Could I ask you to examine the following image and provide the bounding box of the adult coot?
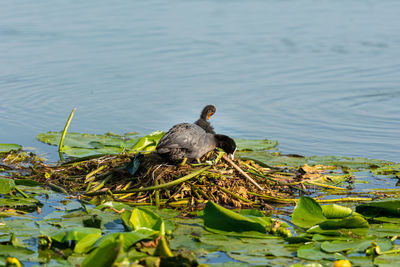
[156,123,236,163]
[194,105,216,134]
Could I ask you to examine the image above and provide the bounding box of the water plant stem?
[58,107,76,161]
[14,186,29,198]
[88,174,112,193]
[85,165,107,183]
[48,182,69,195]
[305,181,346,190]
[315,197,373,203]
[84,166,211,196]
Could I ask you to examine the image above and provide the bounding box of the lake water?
[1,0,399,162]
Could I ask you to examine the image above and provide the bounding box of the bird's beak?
[207,112,214,120]
[228,153,234,160]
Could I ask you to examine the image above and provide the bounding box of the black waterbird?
[156,123,236,164]
[194,105,216,134]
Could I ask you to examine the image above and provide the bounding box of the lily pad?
[93,229,157,251]
[297,243,343,261]
[321,204,353,219]
[292,197,326,228]
[320,238,393,253]
[374,254,400,267]
[37,131,165,158]
[234,139,278,151]
[203,201,267,236]
[0,144,22,153]
[81,234,123,267]
[319,214,369,230]
[356,200,400,218]
[121,207,164,233]
[50,227,102,244]
[0,177,16,194]
[37,131,127,149]
[128,131,165,152]
[0,197,40,211]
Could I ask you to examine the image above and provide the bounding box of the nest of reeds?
[24,149,340,210]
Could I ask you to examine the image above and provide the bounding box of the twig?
[222,154,264,191]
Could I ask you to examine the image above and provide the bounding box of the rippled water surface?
[1,0,399,161]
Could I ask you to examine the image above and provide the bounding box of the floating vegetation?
[1,146,376,211]
[1,122,400,266]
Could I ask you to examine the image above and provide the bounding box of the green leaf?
[306,226,368,237]
[122,208,164,232]
[14,179,42,187]
[0,144,22,153]
[319,214,369,230]
[74,233,102,253]
[321,238,393,253]
[0,178,16,194]
[62,145,123,158]
[37,131,124,148]
[203,201,267,234]
[233,139,278,151]
[297,243,343,261]
[50,227,102,243]
[374,254,400,266]
[0,244,34,259]
[321,204,353,219]
[93,229,157,251]
[128,131,165,152]
[292,197,326,228]
[368,223,400,238]
[81,234,123,267]
[356,200,400,218]
[96,201,133,212]
[0,197,39,211]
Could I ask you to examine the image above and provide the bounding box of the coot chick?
[156,123,236,163]
[194,105,216,134]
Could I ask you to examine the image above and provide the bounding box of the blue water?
[1,0,399,162]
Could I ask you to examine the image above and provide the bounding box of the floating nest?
[2,150,346,210]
